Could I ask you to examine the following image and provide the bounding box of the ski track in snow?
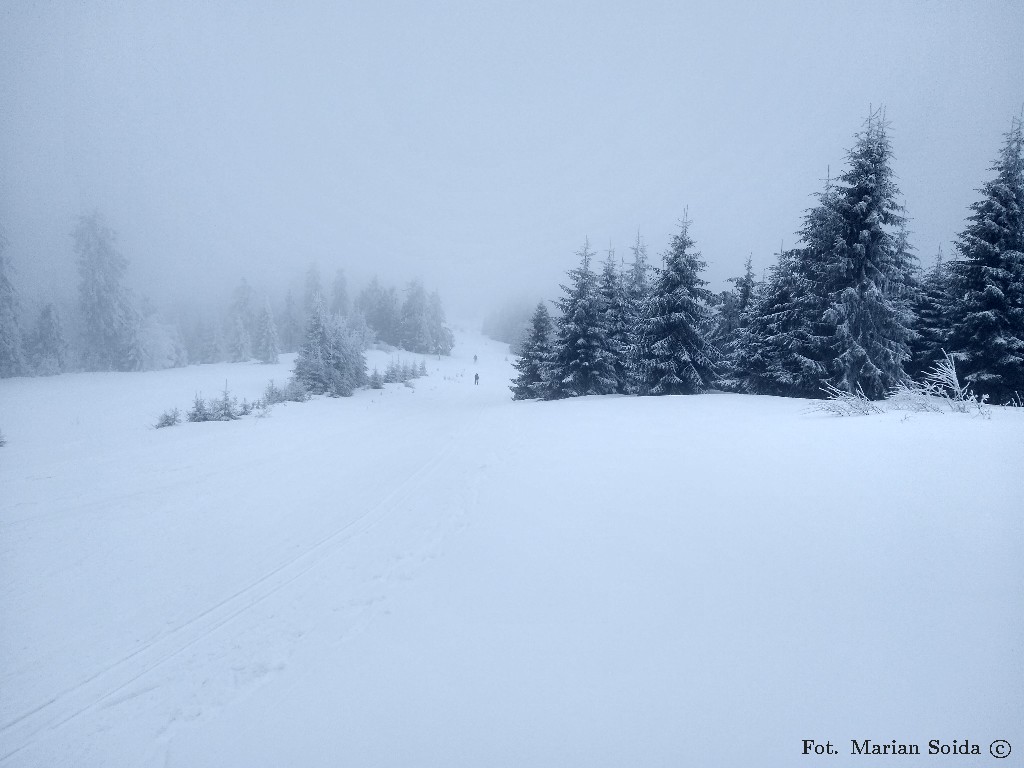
[0,340,503,766]
[1,426,467,761]
[1,331,1022,768]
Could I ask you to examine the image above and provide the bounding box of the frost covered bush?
[208,383,241,421]
[383,359,417,384]
[369,368,384,389]
[263,379,308,405]
[155,408,181,428]
[186,394,211,422]
[888,352,990,417]
[813,382,885,416]
[816,351,992,419]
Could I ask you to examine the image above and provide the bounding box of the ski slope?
[1,331,1021,767]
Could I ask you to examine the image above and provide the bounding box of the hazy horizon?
[2,0,1022,322]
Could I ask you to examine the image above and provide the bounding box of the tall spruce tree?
[710,255,756,360]
[427,290,454,355]
[303,264,322,317]
[330,268,350,316]
[254,298,280,364]
[623,232,652,311]
[280,290,302,352]
[818,111,918,398]
[293,294,366,396]
[731,254,757,317]
[510,301,555,400]
[597,250,628,392]
[947,118,1024,403]
[907,248,951,379]
[399,280,432,353]
[356,277,401,346]
[742,186,846,398]
[226,313,251,362]
[731,248,823,396]
[0,229,26,377]
[627,216,718,395]
[28,303,68,375]
[75,213,142,371]
[548,240,618,397]
[225,279,254,362]
[622,233,652,393]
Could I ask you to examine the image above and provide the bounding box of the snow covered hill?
[1,331,1021,767]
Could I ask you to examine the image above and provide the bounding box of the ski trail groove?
[0,425,469,763]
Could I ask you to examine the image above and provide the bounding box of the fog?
[1,1,1022,321]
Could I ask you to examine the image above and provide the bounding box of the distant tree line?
[0,220,455,379]
[511,110,1024,406]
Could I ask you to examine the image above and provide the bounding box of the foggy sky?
[1,0,1022,320]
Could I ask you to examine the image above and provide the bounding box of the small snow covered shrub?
[922,352,977,412]
[155,408,181,428]
[418,360,427,377]
[813,382,884,416]
[187,394,212,422]
[887,382,945,413]
[264,379,308,405]
[263,380,285,404]
[889,352,990,417]
[208,382,241,421]
[369,368,384,389]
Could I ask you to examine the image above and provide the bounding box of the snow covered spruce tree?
[226,313,251,363]
[623,233,652,320]
[0,229,26,378]
[399,280,432,353]
[427,290,455,355]
[734,114,917,399]
[946,118,1024,403]
[510,301,555,400]
[732,184,844,397]
[620,233,651,392]
[626,216,719,395]
[730,248,824,396]
[395,281,454,355]
[280,289,302,353]
[225,279,255,362]
[547,240,618,397]
[75,213,143,371]
[597,250,629,392]
[28,303,68,375]
[303,264,322,317]
[817,111,918,398]
[356,277,401,347]
[330,268,349,317]
[292,294,366,396]
[907,248,951,379]
[253,298,280,364]
[710,254,757,386]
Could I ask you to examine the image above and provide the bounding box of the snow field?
[1,331,1021,767]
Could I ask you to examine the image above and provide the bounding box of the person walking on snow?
[474,373,479,385]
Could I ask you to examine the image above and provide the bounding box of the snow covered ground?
[1,331,1021,767]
